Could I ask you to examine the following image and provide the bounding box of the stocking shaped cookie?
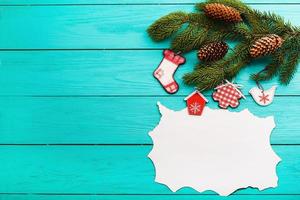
[153,50,185,94]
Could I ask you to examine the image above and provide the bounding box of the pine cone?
[250,34,284,58]
[198,41,229,62]
[203,3,243,23]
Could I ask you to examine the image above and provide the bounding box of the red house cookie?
[185,90,208,115]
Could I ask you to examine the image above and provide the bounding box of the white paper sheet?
[148,102,281,196]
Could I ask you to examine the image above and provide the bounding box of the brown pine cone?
[198,41,229,62]
[203,3,242,23]
[250,34,284,58]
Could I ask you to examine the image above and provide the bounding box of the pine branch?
[171,24,196,52]
[188,13,240,46]
[171,24,207,52]
[147,11,189,41]
[193,11,241,40]
[225,59,250,79]
[191,29,209,50]
[223,43,250,78]
[188,12,208,24]
[280,33,300,53]
[246,10,269,34]
[184,42,250,90]
[251,10,295,35]
[233,23,251,39]
[216,41,249,69]
[251,51,284,82]
[224,60,250,82]
[183,66,225,91]
[279,52,300,84]
[205,28,237,42]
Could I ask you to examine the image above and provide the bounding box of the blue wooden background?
[0,0,299,199]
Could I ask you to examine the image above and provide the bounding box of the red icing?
[185,92,207,116]
[163,50,185,65]
[213,85,242,109]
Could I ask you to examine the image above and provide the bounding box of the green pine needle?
[279,53,300,84]
[183,67,225,91]
[251,52,284,82]
[171,24,206,53]
[147,11,189,42]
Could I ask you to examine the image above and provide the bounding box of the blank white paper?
[148,102,281,196]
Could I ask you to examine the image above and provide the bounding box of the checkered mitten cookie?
[153,50,185,94]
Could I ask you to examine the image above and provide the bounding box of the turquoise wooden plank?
[0,146,298,194]
[0,96,298,144]
[0,195,299,200]
[0,50,299,95]
[0,5,299,49]
[0,0,299,5]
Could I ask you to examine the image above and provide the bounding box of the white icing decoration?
[249,86,277,106]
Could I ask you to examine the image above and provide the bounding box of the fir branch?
[279,52,300,84]
[189,13,238,41]
[263,12,292,35]
[191,29,209,50]
[225,58,250,79]
[223,44,250,78]
[147,11,189,41]
[204,31,227,43]
[233,23,251,39]
[195,2,206,11]
[200,42,250,86]
[194,62,210,70]
[281,33,300,53]
[205,25,238,42]
[188,12,208,24]
[185,42,250,90]
[216,41,249,69]
[171,24,196,52]
[183,66,225,91]
[251,10,295,35]
[251,52,284,82]
[246,10,269,35]
[171,24,207,52]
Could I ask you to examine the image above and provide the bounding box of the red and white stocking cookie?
[153,50,185,94]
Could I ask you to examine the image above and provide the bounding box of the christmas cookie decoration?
[213,80,245,109]
[197,41,229,62]
[153,50,185,94]
[147,0,300,90]
[249,86,277,106]
[184,90,208,115]
[149,102,281,196]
